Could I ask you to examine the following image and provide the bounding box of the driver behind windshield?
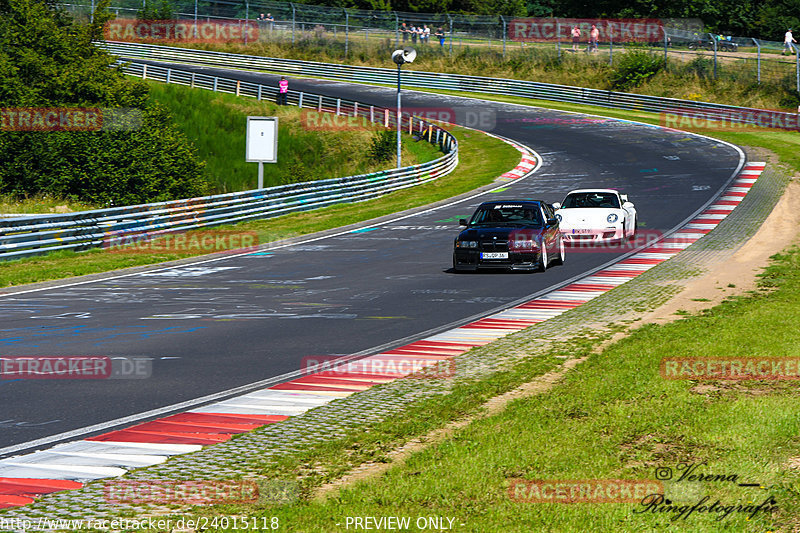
[472,207,542,226]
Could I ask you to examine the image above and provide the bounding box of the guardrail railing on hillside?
[0,63,458,261]
[99,41,800,127]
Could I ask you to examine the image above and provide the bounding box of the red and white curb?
[0,161,765,511]
[499,148,537,180]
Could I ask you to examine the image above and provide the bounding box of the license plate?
[481,252,508,259]
[571,229,594,234]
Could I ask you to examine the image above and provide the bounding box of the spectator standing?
[589,24,599,53]
[410,24,418,44]
[278,76,288,105]
[784,29,797,55]
[435,27,445,47]
[422,25,430,44]
[401,22,409,42]
[257,13,266,21]
[571,25,580,52]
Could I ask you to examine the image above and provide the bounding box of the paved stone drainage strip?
[0,159,766,523]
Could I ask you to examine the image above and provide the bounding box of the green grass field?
[241,246,800,532]
[146,81,440,194]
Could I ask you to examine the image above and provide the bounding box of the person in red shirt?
[278,76,288,105]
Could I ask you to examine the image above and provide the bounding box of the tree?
[0,0,208,205]
[137,0,175,21]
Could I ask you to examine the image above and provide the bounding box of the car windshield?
[469,205,543,227]
[561,192,620,209]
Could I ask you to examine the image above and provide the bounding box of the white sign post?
[246,116,278,189]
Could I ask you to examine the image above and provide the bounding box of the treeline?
[290,0,799,41]
[0,0,208,206]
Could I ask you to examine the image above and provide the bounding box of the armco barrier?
[0,64,457,261]
[97,40,800,128]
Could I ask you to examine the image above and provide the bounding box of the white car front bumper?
[560,226,624,244]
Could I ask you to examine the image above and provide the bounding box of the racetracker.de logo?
[0,356,152,380]
[104,19,259,44]
[508,479,664,503]
[661,357,800,380]
[0,107,143,132]
[103,230,259,255]
[103,480,259,505]
[509,18,664,42]
[562,229,664,252]
[661,108,800,133]
[300,111,379,131]
[301,355,456,379]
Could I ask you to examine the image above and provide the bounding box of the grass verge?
[0,126,519,288]
[0,195,97,216]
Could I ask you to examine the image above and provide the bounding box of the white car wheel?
[538,245,548,272]
[551,237,565,265]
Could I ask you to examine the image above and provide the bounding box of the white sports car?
[553,189,637,244]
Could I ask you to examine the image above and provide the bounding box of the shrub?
[367,128,395,163]
[137,0,174,21]
[0,106,209,206]
[683,56,715,80]
[610,50,666,91]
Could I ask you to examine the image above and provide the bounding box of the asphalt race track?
[0,62,743,455]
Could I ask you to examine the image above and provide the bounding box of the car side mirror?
[623,201,634,209]
[552,202,561,210]
[546,217,558,227]
[459,218,468,226]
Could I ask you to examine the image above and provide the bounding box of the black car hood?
[457,226,545,240]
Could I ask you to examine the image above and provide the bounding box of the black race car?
[452,200,565,272]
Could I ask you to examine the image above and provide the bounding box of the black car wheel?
[452,253,462,273]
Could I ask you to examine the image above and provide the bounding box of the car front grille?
[480,240,509,252]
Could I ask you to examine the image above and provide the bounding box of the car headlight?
[607,213,619,223]
[456,240,478,249]
[510,239,538,250]
[555,214,562,222]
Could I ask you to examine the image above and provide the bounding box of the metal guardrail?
[0,63,458,261]
[99,41,800,128]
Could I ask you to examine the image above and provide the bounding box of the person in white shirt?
[422,25,430,43]
[571,26,580,52]
[589,24,599,52]
[784,29,797,55]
